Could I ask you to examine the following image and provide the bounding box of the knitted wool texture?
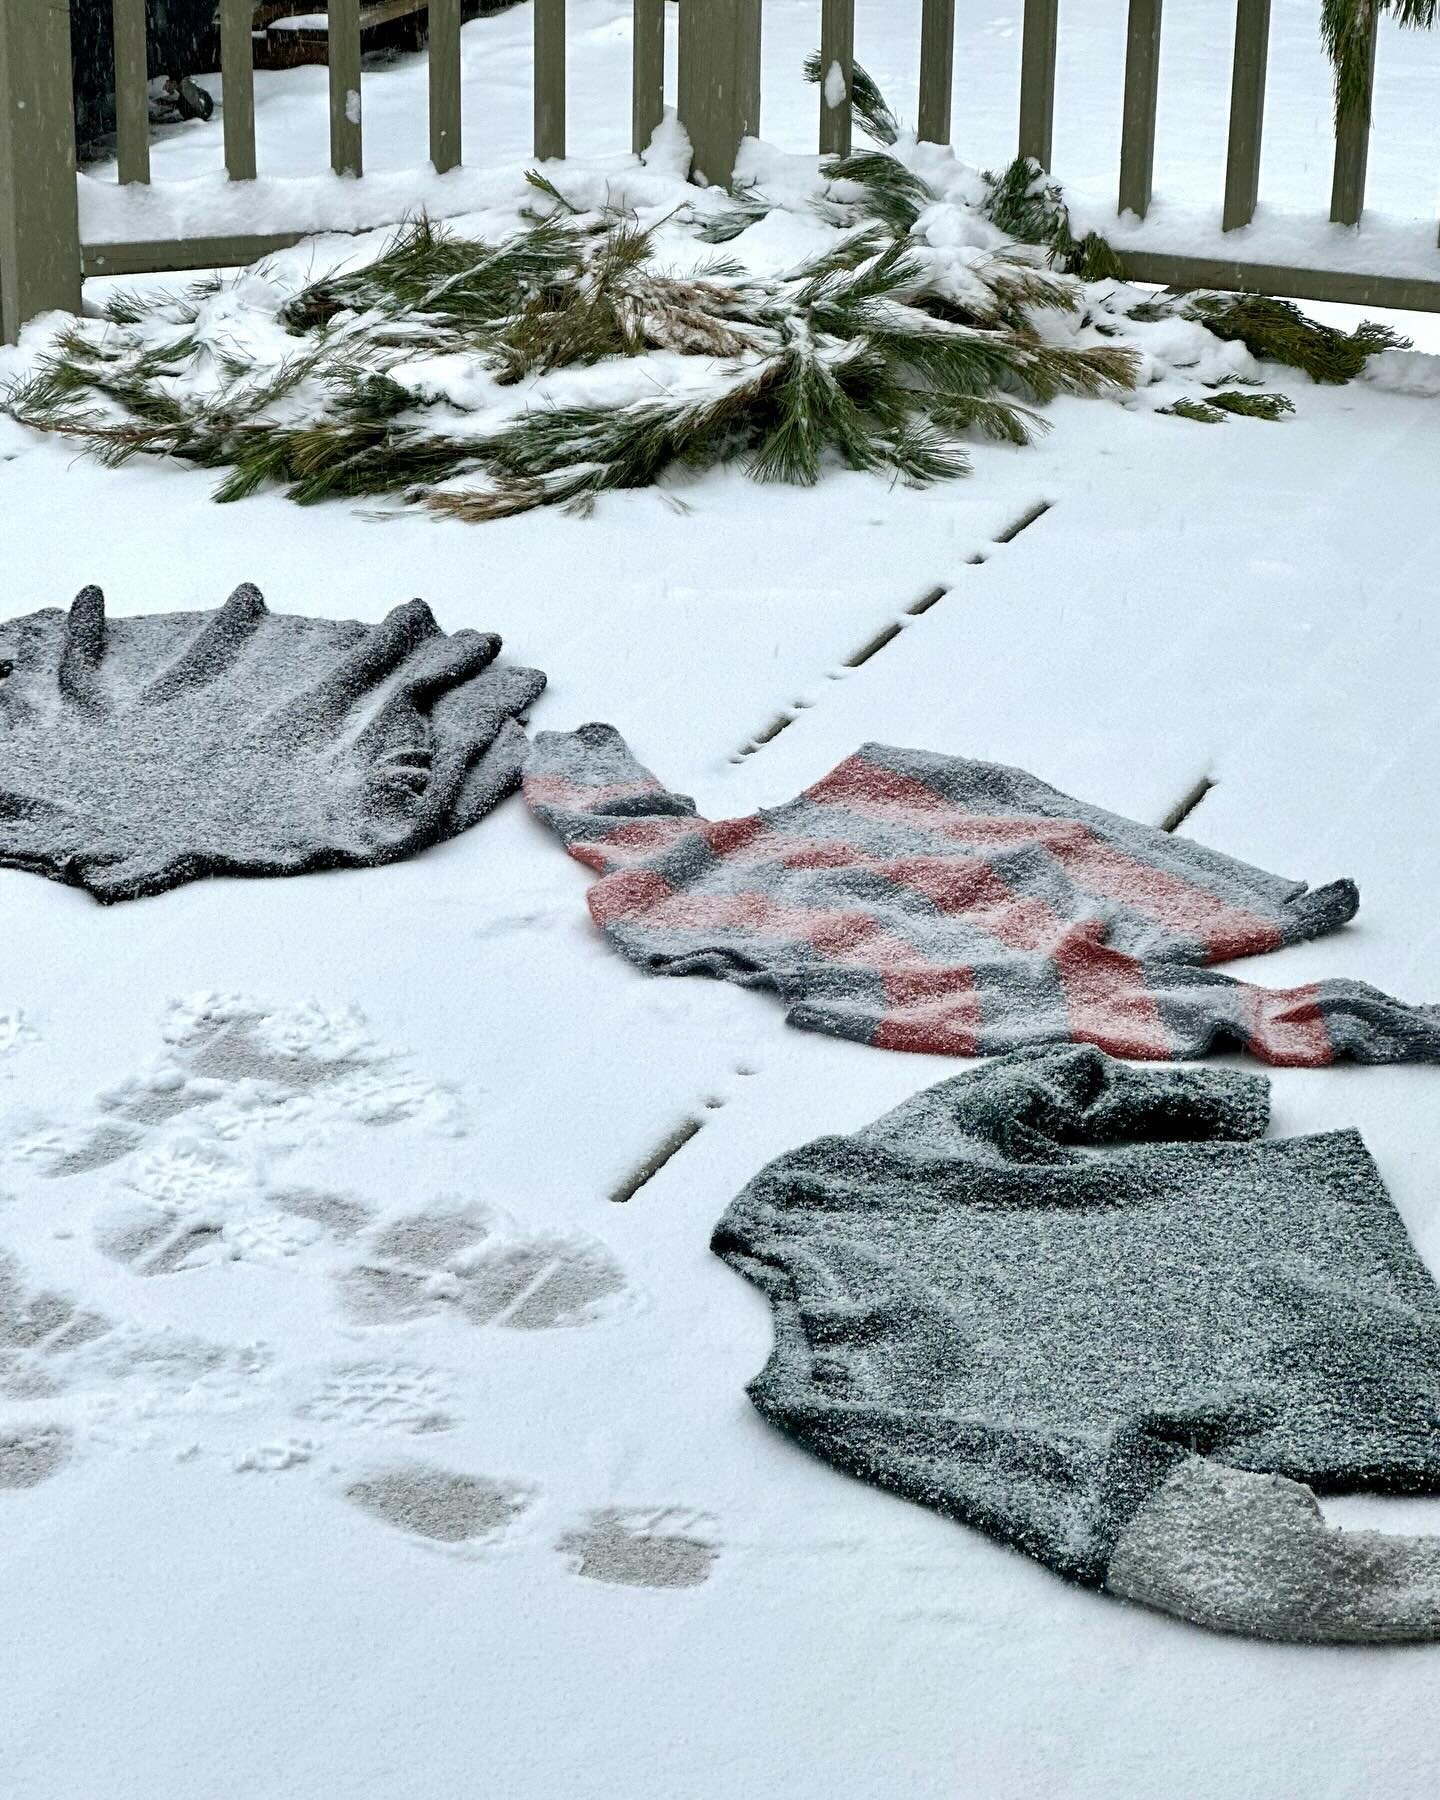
[712,1046,1440,1643]
[525,727,1440,1068]
[0,585,546,902]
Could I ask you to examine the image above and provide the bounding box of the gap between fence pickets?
[731,499,1055,762]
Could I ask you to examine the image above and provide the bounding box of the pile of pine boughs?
[0,57,1415,519]
[2,172,1138,520]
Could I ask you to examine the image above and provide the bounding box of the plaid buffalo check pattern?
[525,726,1440,1067]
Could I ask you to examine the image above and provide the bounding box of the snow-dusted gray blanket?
[713,1046,1440,1642]
[525,727,1440,1068]
[0,585,546,902]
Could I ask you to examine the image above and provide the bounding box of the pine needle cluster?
[1159,390,1295,424]
[1,209,1138,520]
[796,50,1124,284]
[979,157,1125,281]
[8,48,1404,524]
[801,50,901,147]
[1322,1,1436,124]
[1184,293,1409,383]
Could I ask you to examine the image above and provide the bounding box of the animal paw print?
[345,1461,534,1546]
[298,1359,456,1435]
[337,1203,628,1331]
[557,1507,720,1590]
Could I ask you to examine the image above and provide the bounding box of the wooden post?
[534,0,565,160]
[1118,0,1163,218]
[918,0,955,146]
[1330,7,1377,226]
[113,0,151,185]
[429,0,462,172]
[1222,0,1269,231]
[0,0,83,342]
[1018,0,1058,168]
[818,0,854,157]
[329,0,363,177]
[219,0,257,181]
[677,0,761,188]
[632,0,664,155]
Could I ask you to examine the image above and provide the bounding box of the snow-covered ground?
[3,5,1440,1797]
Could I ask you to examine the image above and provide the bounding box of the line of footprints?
[0,998,719,1592]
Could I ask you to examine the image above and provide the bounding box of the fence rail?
[2,0,1439,344]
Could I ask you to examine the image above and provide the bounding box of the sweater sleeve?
[1107,1456,1440,1644]
[522,723,702,876]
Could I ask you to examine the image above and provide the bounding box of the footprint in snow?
[2,1243,267,1455]
[342,1465,721,1589]
[557,1507,720,1590]
[15,994,464,1185]
[337,1203,628,1332]
[0,1422,72,1489]
[0,1247,111,1397]
[94,1177,371,1278]
[346,1462,534,1545]
[297,1359,457,1436]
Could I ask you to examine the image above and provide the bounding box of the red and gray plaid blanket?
[524,726,1440,1067]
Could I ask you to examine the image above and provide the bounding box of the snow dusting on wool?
[714,1045,1440,1642]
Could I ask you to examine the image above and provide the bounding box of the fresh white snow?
[76,0,1440,291]
[3,4,1440,1797]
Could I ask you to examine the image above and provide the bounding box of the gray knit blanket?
[525,726,1440,1067]
[0,585,546,901]
[713,1046,1440,1643]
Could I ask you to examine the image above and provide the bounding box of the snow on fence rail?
[2,0,1439,344]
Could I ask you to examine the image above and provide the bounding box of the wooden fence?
[2,0,1439,343]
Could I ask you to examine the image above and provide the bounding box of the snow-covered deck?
[3,330,1437,1800]
[4,4,1440,1795]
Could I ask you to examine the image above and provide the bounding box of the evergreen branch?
[981,157,1124,281]
[1160,390,1295,423]
[0,195,1141,524]
[1052,224,1126,283]
[982,158,1070,245]
[929,394,1047,446]
[1322,1,1437,124]
[802,50,902,145]
[282,214,580,335]
[695,189,772,244]
[1187,293,1410,382]
[523,168,584,215]
[821,151,937,234]
[1209,389,1295,420]
[1159,397,1227,423]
